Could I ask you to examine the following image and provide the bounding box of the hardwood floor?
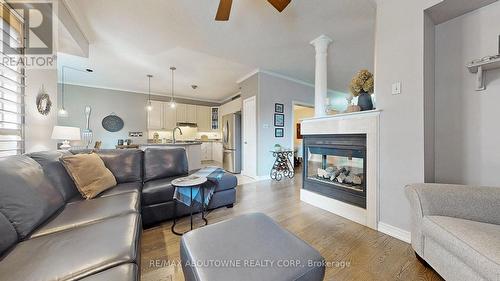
[140,171,443,281]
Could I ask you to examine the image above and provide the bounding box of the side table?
[171,176,208,236]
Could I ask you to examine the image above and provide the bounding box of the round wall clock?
[102,114,124,132]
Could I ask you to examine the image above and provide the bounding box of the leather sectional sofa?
[0,148,237,281]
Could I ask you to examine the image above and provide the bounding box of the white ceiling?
[59,0,376,102]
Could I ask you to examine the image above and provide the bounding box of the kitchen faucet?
[172,126,183,144]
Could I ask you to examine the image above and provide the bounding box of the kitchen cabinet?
[196,106,211,132]
[186,105,197,123]
[212,141,223,163]
[201,142,212,161]
[211,107,220,131]
[176,104,187,123]
[163,105,177,130]
[148,101,218,131]
[147,101,164,130]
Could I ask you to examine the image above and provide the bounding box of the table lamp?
[51,126,81,150]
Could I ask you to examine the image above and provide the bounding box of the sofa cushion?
[61,153,117,199]
[68,182,142,203]
[95,150,143,184]
[142,177,176,205]
[423,216,500,281]
[0,213,141,281]
[31,192,140,238]
[99,181,142,198]
[144,148,188,182]
[180,213,325,281]
[0,155,64,239]
[28,151,79,201]
[79,264,138,281]
[0,211,17,257]
[210,173,238,192]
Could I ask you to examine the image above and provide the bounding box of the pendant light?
[169,66,177,108]
[59,66,93,117]
[146,74,153,111]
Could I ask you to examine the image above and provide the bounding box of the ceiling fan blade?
[267,0,291,12]
[215,0,232,21]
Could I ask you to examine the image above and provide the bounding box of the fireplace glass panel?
[307,146,365,192]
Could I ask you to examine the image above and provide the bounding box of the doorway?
[292,103,315,168]
[242,96,257,178]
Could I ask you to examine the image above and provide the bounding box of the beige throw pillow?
[60,153,117,199]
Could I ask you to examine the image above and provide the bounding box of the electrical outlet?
[392,82,402,95]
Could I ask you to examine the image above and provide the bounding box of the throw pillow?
[60,153,117,199]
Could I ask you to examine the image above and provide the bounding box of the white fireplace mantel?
[300,109,381,230]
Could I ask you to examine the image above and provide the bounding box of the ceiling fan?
[215,0,291,21]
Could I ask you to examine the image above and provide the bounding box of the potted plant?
[349,70,374,111]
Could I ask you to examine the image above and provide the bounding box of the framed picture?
[275,103,284,113]
[274,113,284,127]
[275,128,284,138]
[296,123,303,139]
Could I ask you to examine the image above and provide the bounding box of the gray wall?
[25,69,58,152]
[58,84,148,149]
[257,73,314,177]
[424,12,436,182]
[435,1,500,186]
[374,0,440,232]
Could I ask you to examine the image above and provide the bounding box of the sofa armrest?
[405,183,500,255]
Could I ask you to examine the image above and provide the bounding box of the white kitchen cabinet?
[210,107,220,131]
[186,104,197,123]
[201,142,213,161]
[196,106,211,132]
[147,100,164,130]
[163,104,177,130]
[212,141,223,163]
[176,104,187,123]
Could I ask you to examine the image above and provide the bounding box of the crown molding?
[60,82,223,104]
[235,68,260,84]
[236,68,345,95]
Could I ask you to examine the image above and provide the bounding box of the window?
[0,3,24,157]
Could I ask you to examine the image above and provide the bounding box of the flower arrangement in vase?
[349,69,374,111]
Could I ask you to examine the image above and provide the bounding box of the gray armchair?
[405,183,500,281]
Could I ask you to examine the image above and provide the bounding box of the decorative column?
[310,35,332,117]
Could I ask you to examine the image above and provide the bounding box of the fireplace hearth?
[303,134,367,208]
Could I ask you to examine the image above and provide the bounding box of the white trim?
[301,189,367,226]
[301,109,382,122]
[220,92,242,104]
[378,222,411,244]
[236,69,260,84]
[255,175,271,181]
[236,68,346,96]
[60,82,223,104]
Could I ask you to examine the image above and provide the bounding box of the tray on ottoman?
[180,213,325,281]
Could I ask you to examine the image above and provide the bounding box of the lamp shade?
[51,126,81,141]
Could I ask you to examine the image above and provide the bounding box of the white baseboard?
[378,222,411,243]
[255,175,271,181]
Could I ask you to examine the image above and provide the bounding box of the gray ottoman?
[180,213,325,281]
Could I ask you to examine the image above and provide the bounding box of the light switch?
[392,82,402,95]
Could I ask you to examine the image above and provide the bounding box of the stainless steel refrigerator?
[222,112,241,173]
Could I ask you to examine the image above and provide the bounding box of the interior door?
[242,96,257,178]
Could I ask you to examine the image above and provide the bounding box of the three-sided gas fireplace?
[303,134,367,208]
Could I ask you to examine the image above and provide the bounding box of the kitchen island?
[139,142,202,170]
